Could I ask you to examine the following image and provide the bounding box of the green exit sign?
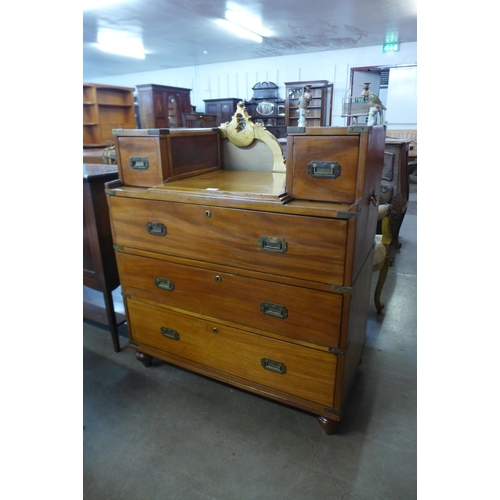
[383,43,399,53]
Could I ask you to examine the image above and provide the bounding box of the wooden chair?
[181,113,218,128]
[373,204,392,314]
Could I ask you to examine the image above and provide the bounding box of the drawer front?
[116,136,168,187]
[127,299,336,407]
[116,133,221,187]
[289,135,360,203]
[110,197,348,284]
[117,252,342,348]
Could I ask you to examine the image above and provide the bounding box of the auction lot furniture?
[106,105,384,433]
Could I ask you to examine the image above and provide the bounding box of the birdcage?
[341,85,372,124]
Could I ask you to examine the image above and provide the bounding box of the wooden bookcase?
[83,83,136,146]
[285,80,332,128]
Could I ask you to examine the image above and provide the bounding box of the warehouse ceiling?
[83,0,417,81]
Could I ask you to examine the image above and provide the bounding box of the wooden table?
[83,163,125,352]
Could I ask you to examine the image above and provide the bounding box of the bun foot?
[135,351,153,367]
[317,416,340,435]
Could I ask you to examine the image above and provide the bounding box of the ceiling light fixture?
[96,29,145,59]
[83,0,127,10]
[214,19,263,43]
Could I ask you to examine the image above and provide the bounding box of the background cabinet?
[136,84,192,128]
[83,83,136,146]
[83,163,124,352]
[285,80,332,128]
[204,98,241,125]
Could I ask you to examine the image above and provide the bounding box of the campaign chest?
[106,123,385,434]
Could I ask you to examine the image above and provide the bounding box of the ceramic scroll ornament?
[297,85,312,127]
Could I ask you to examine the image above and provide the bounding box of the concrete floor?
[83,185,417,500]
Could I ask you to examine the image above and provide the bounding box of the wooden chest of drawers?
[106,125,385,434]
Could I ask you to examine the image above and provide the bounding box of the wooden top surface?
[83,163,119,180]
[152,171,286,198]
[107,170,358,218]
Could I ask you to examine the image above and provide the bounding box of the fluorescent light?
[214,19,263,43]
[97,29,145,58]
[83,0,126,10]
[225,9,271,37]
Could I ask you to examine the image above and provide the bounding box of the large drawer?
[117,252,342,348]
[109,197,348,285]
[127,298,336,407]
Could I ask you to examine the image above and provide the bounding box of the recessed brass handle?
[146,221,167,236]
[260,301,288,319]
[307,161,341,179]
[129,156,149,170]
[258,236,287,254]
[155,277,175,291]
[160,327,179,341]
[261,358,286,375]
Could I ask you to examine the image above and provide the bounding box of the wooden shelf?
[83,83,136,145]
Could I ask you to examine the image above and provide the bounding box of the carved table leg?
[135,351,153,367]
[374,255,390,314]
[389,193,405,251]
[317,416,340,435]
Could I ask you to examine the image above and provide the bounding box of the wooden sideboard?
[136,84,192,128]
[83,163,124,352]
[203,98,242,125]
[106,109,384,432]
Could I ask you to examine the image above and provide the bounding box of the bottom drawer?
[127,299,336,407]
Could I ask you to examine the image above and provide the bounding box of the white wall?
[89,42,417,127]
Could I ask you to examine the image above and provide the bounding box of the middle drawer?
[117,252,342,348]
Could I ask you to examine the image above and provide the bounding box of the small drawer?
[113,128,220,187]
[286,126,385,203]
[117,252,343,348]
[127,299,337,407]
[109,197,348,285]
